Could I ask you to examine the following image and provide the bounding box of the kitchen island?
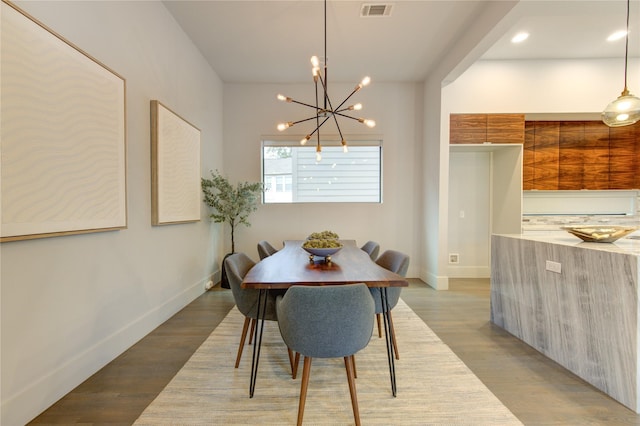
[491,232,640,412]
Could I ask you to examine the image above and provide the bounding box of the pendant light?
[276,0,375,161]
[602,0,640,127]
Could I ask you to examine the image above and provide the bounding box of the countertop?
[495,230,640,256]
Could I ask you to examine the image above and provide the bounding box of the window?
[262,139,382,203]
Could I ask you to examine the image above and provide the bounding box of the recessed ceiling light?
[511,32,529,43]
[607,30,627,41]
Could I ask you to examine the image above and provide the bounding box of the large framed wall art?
[1,0,127,242]
[150,100,201,225]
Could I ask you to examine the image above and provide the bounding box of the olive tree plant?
[201,170,263,254]
[201,170,263,288]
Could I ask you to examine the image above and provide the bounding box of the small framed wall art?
[151,100,201,225]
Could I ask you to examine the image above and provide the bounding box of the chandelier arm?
[315,71,321,141]
[334,112,365,122]
[288,98,323,111]
[316,72,330,106]
[306,115,333,139]
[291,116,323,126]
[333,87,361,112]
[332,112,345,142]
[315,70,343,128]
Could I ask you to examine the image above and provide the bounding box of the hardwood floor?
[30,279,640,425]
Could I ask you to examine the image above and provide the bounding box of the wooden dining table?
[242,239,408,398]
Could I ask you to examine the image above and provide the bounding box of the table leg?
[381,287,397,397]
[249,288,268,398]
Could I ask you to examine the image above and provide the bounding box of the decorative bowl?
[561,225,638,243]
[303,246,342,257]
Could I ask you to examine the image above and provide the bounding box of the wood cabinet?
[609,124,639,189]
[449,114,486,144]
[451,114,639,190]
[526,120,638,190]
[450,114,524,144]
[582,121,610,190]
[523,122,535,189]
[532,122,560,190]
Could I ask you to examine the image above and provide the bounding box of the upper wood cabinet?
[451,114,639,190]
[526,120,639,190]
[450,113,524,144]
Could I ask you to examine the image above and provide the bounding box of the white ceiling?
[163,0,640,84]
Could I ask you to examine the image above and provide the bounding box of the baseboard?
[448,265,490,278]
[421,268,449,290]
[2,277,208,426]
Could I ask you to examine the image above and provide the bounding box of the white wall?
[1,2,224,424]
[222,82,422,275]
[442,58,633,278]
[443,58,638,115]
[448,151,491,277]
[420,1,519,290]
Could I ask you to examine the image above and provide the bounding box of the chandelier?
[276,0,375,161]
[602,0,640,127]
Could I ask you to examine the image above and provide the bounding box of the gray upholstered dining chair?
[257,240,278,260]
[225,252,290,369]
[360,240,380,261]
[276,284,374,426]
[370,249,410,360]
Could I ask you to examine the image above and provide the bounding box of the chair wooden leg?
[388,310,399,360]
[248,318,256,344]
[292,352,300,379]
[287,347,294,375]
[352,355,357,379]
[235,316,251,368]
[297,356,312,426]
[344,355,361,426]
[376,313,382,338]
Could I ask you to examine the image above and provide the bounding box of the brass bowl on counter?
[561,225,638,243]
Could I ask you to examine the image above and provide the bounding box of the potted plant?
[201,170,263,288]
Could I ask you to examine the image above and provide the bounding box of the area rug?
[135,299,522,425]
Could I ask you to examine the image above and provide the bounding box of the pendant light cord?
[624,0,630,93]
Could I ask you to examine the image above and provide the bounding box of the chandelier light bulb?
[353,103,363,111]
[358,118,376,128]
[277,94,292,102]
[311,56,320,68]
[361,76,371,86]
[277,122,292,131]
[300,135,311,145]
[342,139,348,153]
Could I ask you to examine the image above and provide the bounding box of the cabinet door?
[609,125,637,189]
[582,121,610,190]
[450,114,486,144]
[533,122,559,190]
[523,121,535,190]
[558,122,584,190]
[487,114,525,144]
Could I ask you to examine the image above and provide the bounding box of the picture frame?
[1,0,127,242]
[151,100,201,225]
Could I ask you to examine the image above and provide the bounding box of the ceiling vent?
[360,3,393,17]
